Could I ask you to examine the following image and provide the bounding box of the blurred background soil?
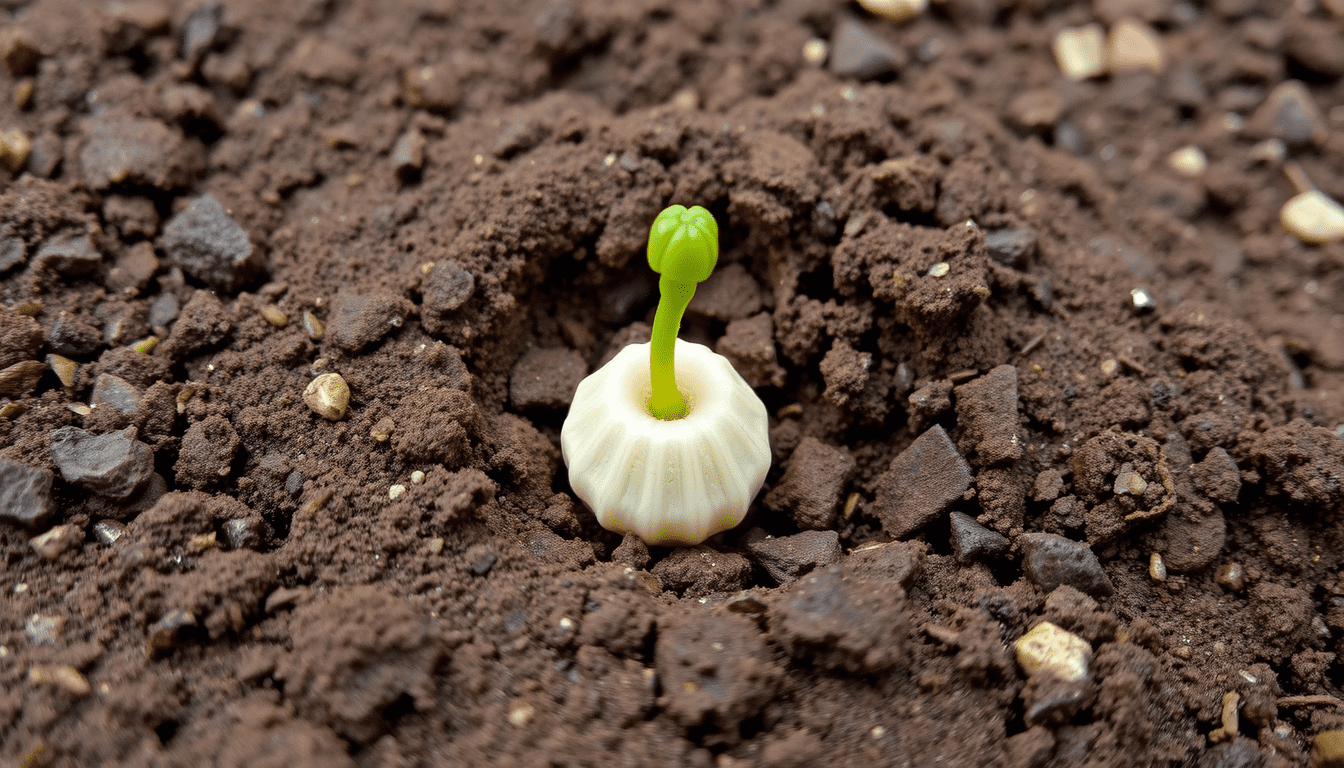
[1,0,1343,765]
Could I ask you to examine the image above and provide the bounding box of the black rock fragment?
[872,425,972,538]
[763,437,855,531]
[984,227,1037,267]
[949,510,1011,564]
[160,195,260,292]
[49,425,155,500]
[743,529,842,586]
[1018,533,1114,598]
[0,456,54,529]
[829,16,905,80]
[327,292,410,353]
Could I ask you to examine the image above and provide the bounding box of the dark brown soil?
[2,0,1344,765]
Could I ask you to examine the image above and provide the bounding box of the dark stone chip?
[327,291,411,353]
[1018,532,1114,598]
[984,227,1038,267]
[949,510,1011,563]
[0,456,54,529]
[161,195,260,292]
[49,425,155,500]
[829,16,905,80]
[872,425,972,538]
[763,437,856,530]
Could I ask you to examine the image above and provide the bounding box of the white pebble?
[1281,190,1344,244]
[1015,621,1092,682]
[1053,25,1106,81]
[388,484,406,500]
[410,470,425,484]
[1167,146,1207,178]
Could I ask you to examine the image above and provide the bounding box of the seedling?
[646,204,718,420]
[561,205,771,546]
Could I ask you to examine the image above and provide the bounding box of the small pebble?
[507,700,535,727]
[147,610,197,658]
[304,373,349,420]
[872,425,972,538]
[25,614,65,645]
[49,426,155,501]
[410,470,425,484]
[91,373,142,416]
[1,29,42,75]
[47,354,77,388]
[222,518,260,550]
[858,0,927,22]
[1131,287,1156,312]
[28,665,91,697]
[30,524,81,561]
[0,128,33,174]
[743,529,843,586]
[802,39,828,66]
[1113,463,1149,495]
[161,195,260,292]
[949,511,1010,563]
[1053,24,1106,81]
[1015,621,1091,682]
[984,228,1037,267]
[1215,562,1246,592]
[829,15,906,80]
[370,417,394,442]
[1019,532,1115,598]
[1281,190,1344,244]
[389,484,406,500]
[1106,19,1163,73]
[928,262,949,277]
[1167,146,1207,178]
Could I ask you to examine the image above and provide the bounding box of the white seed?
[1149,552,1167,581]
[28,665,91,696]
[1167,146,1207,178]
[1281,190,1344,244]
[928,262,950,278]
[1015,621,1092,682]
[1107,19,1163,74]
[304,373,349,420]
[389,484,406,500]
[1053,25,1106,81]
[410,470,425,484]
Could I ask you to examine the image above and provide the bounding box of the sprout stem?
[649,275,696,420]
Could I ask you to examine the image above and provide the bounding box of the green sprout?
[646,204,718,420]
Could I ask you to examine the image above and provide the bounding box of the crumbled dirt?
[2,0,1344,765]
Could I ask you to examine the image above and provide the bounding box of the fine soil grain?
[2,0,1344,766]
